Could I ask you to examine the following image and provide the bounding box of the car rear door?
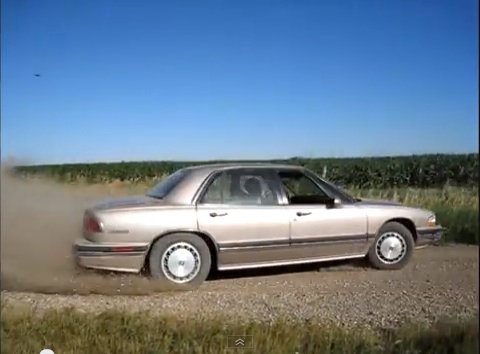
[195,168,291,270]
[275,169,368,259]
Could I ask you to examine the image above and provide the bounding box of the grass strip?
[1,306,478,354]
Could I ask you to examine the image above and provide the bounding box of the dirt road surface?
[2,245,478,328]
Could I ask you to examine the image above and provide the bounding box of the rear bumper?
[415,226,444,247]
[73,238,149,273]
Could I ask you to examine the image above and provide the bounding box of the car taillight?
[83,214,103,233]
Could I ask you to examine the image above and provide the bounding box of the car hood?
[354,198,402,206]
[90,195,165,211]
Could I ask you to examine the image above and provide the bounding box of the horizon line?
[7,151,479,167]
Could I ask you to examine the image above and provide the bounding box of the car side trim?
[217,253,366,271]
[416,226,444,235]
[218,233,372,252]
[74,244,148,255]
[76,251,147,257]
[415,226,444,246]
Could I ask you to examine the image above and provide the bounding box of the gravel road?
[2,244,478,328]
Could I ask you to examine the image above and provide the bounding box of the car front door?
[196,168,291,270]
[275,169,368,259]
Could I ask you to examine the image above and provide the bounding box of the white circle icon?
[40,350,55,354]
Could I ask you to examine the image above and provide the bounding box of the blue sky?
[1,0,478,164]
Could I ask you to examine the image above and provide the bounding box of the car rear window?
[146,169,190,199]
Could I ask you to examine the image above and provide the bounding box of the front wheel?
[148,233,212,290]
[367,221,415,270]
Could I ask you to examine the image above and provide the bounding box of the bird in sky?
[34,74,41,77]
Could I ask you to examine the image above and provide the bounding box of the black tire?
[148,233,212,290]
[367,221,415,270]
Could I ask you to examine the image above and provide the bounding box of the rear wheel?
[148,233,212,290]
[367,221,414,270]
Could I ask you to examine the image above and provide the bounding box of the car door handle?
[210,212,228,217]
[296,211,312,217]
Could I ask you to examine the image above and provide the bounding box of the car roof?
[184,162,306,173]
[160,162,309,205]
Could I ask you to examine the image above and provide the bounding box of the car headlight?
[427,214,436,227]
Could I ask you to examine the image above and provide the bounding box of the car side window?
[199,169,279,206]
[277,170,331,204]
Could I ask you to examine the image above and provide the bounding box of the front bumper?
[73,238,149,273]
[415,226,444,247]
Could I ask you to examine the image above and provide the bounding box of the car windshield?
[146,168,190,199]
[321,179,357,203]
[309,173,357,203]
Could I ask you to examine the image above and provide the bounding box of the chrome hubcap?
[375,232,407,264]
[161,242,201,283]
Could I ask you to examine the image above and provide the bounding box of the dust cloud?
[0,165,357,295]
[0,166,170,295]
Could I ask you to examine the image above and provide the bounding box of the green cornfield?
[13,153,479,189]
[10,153,479,244]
